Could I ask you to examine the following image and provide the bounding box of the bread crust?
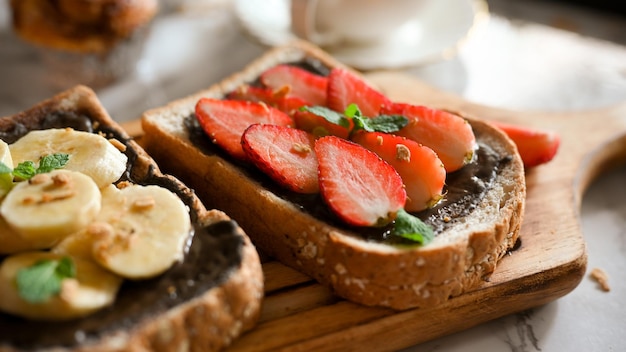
[0,86,263,351]
[141,41,526,310]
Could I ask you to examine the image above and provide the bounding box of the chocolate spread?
[0,112,245,349]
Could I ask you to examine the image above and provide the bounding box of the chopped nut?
[60,278,80,303]
[29,173,50,185]
[132,196,155,210]
[21,196,36,205]
[116,181,132,189]
[590,267,610,292]
[273,85,290,98]
[51,173,70,186]
[396,144,411,162]
[291,143,312,154]
[87,222,115,239]
[109,138,127,152]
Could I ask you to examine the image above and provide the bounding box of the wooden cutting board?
[124,72,626,351]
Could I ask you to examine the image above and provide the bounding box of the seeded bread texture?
[141,41,526,310]
[0,86,263,351]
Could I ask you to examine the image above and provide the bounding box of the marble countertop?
[0,0,624,351]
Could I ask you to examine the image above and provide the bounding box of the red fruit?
[293,109,352,139]
[242,124,319,194]
[227,85,310,116]
[315,136,406,227]
[489,121,560,167]
[327,68,392,117]
[352,131,445,212]
[382,103,476,172]
[195,98,294,160]
[260,64,328,106]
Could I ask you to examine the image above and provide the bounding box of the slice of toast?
[0,85,263,351]
[141,41,526,310]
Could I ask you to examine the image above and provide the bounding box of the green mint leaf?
[344,103,361,119]
[37,153,70,174]
[392,209,434,245]
[16,257,76,303]
[364,114,409,133]
[12,161,36,180]
[10,153,70,180]
[0,161,12,174]
[300,106,351,128]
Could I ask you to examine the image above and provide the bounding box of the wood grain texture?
[121,72,626,351]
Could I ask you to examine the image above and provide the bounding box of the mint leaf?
[302,104,408,136]
[37,153,70,174]
[0,161,12,174]
[12,160,36,180]
[364,114,409,133]
[16,257,76,303]
[300,106,351,128]
[10,153,69,180]
[392,209,434,245]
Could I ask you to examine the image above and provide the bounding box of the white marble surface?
[0,1,625,351]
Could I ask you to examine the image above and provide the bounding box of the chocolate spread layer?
[0,112,244,349]
[185,115,510,246]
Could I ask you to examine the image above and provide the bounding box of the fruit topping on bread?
[140,42,534,310]
[0,128,192,320]
[0,86,262,352]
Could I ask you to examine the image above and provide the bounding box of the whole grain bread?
[0,86,263,351]
[141,41,526,310]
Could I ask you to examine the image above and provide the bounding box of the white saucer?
[233,0,488,70]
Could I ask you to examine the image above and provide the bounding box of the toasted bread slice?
[0,86,263,351]
[141,41,526,310]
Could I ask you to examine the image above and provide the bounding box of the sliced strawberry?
[382,103,476,172]
[293,108,352,139]
[260,64,328,106]
[489,121,560,167]
[315,136,406,227]
[326,68,392,117]
[227,85,311,116]
[352,131,445,212]
[195,98,294,160]
[242,124,319,193]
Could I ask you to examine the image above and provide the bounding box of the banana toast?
[0,86,263,351]
[141,41,526,310]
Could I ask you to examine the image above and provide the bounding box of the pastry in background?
[10,0,159,90]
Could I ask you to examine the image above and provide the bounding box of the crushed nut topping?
[132,196,155,210]
[109,138,127,152]
[396,144,411,162]
[29,173,50,185]
[51,173,70,186]
[291,143,312,154]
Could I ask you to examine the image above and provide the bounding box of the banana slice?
[0,215,36,254]
[9,128,128,188]
[0,251,122,321]
[92,184,191,279]
[0,170,101,245]
[0,139,14,198]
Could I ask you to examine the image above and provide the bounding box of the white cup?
[290,0,430,47]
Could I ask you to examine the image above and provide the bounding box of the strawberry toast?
[141,41,527,310]
[0,86,263,351]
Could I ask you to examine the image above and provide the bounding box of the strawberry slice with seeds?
[195,98,294,160]
[315,136,406,227]
[327,68,392,117]
[490,121,560,167]
[352,131,445,212]
[382,103,476,172]
[260,64,328,106]
[242,124,319,193]
[227,85,311,116]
